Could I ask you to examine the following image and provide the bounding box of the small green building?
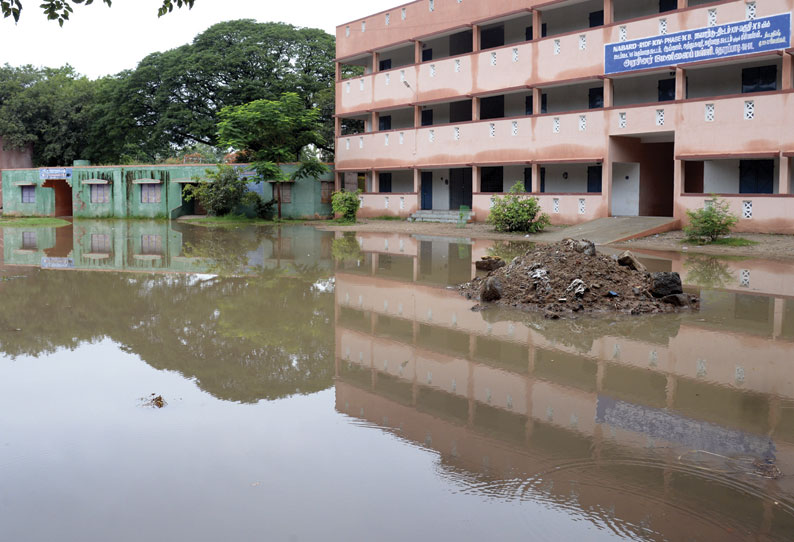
[0,163,335,219]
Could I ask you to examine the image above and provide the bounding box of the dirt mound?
[459,239,699,318]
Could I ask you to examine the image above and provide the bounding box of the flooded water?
[1,220,793,542]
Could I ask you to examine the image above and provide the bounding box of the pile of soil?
[459,239,699,318]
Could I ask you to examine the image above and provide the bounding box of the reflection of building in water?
[2,222,334,275]
[334,234,794,538]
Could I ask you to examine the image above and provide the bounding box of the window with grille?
[140,183,161,203]
[278,183,292,203]
[91,234,111,253]
[141,235,162,255]
[321,182,334,203]
[90,184,110,203]
[21,185,35,204]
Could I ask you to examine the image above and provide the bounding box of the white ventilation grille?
[490,52,497,66]
[553,198,560,213]
[399,132,404,144]
[430,64,436,77]
[429,129,435,143]
[705,103,715,122]
[385,73,390,85]
[579,35,587,50]
[359,136,364,148]
[659,19,667,35]
[742,200,753,219]
[345,139,350,150]
[359,79,364,91]
[512,48,519,63]
[708,9,717,27]
[454,126,461,140]
[511,121,518,136]
[579,115,587,132]
[384,134,389,146]
[454,59,461,72]
[553,39,561,55]
[489,123,496,137]
[345,81,351,94]
[740,269,751,287]
[553,117,560,133]
[361,21,366,32]
[744,100,755,120]
[385,13,390,25]
[400,70,405,82]
[619,112,627,128]
[399,197,405,210]
[656,109,665,126]
[578,198,586,215]
[401,8,406,20]
[345,26,350,37]
[619,26,627,42]
[489,197,496,209]
[384,196,389,208]
[429,0,434,12]
[746,1,757,20]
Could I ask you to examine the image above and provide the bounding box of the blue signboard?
[39,168,73,180]
[41,257,75,269]
[605,13,791,75]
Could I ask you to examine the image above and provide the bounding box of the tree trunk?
[277,183,283,220]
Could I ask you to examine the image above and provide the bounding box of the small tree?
[487,183,550,233]
[683,196,739,243]
[331,190,361,223]
[182,165,250,216]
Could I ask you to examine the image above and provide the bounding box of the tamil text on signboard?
[39,168,73,181]
[605,13,791,75]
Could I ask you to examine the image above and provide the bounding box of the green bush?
[242,191,276,219]
[182,165,250,216]
[487,183,550,233]
[331,190,361,222]
[683,196,739,243]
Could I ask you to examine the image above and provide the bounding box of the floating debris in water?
[140,393,167,409]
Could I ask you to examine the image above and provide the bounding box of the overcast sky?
[0,0,397,78]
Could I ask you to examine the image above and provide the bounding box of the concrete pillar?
[371,111,379,132]
[472,97,480,122]
[603,78,614,108]
[780,155,791,195]
[472,25,481,52]
[677,0,687,8]
[372,170,380,193]
[673,159,685,219]
[414,105,422,128]
[532,11,542,40]
[531,163,541,193]
[413,168,421,193]
[603,0,614,25]
[675,67,687,100]
[371,253,379,276]
[414,40,422,64]
[783,53,793,91]
[335,172,342,192]
[472,166,481,193]
[335,62,341,82]
[532,88,542,115]
[372,52,379,74]
[602,158,613,217]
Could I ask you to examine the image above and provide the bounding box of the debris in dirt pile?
[475,256,506,272]
[461,239,698,318]
[140,393,167,409]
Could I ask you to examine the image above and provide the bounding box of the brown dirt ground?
[458,240,697,318]
[311,219,568,241]
[612,231,794,261]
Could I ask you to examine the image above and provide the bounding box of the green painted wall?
[1,164,334,219]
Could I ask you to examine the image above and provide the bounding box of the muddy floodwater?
[1,220,793,542]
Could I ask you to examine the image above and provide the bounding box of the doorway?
[448,168,472,210]
[42,179,73,217]
[421,172,433,210]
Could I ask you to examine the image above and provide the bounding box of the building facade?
[335,0,794,232]
[0,138,33,210]
[1,163,336,220]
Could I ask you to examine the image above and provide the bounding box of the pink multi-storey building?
[334,0,794,233]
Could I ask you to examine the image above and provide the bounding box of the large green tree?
[0,64,96,166]
[100,20,336,160]
[217,92,328,219]
[1,0,194,25]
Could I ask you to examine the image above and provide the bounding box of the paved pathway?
[530,217,679,245]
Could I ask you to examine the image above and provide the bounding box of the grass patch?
[683,237,759,247]
[182,214,307,227]
[0,217,71,228]
[371,215,403,221]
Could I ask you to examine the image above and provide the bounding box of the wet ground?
[1,220,793,542]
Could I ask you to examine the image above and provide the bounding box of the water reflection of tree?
[683,255,735,289]
[331,232,363,263]
[486,240,534,262]
[0,268,334,403]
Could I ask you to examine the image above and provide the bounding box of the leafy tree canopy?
[1,0,194,25]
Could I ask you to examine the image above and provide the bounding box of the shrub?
[683,196,739,243]
[182,165,250,216]
[331,190,361,222]
[487,183,550,233]
[242,191,276,219]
